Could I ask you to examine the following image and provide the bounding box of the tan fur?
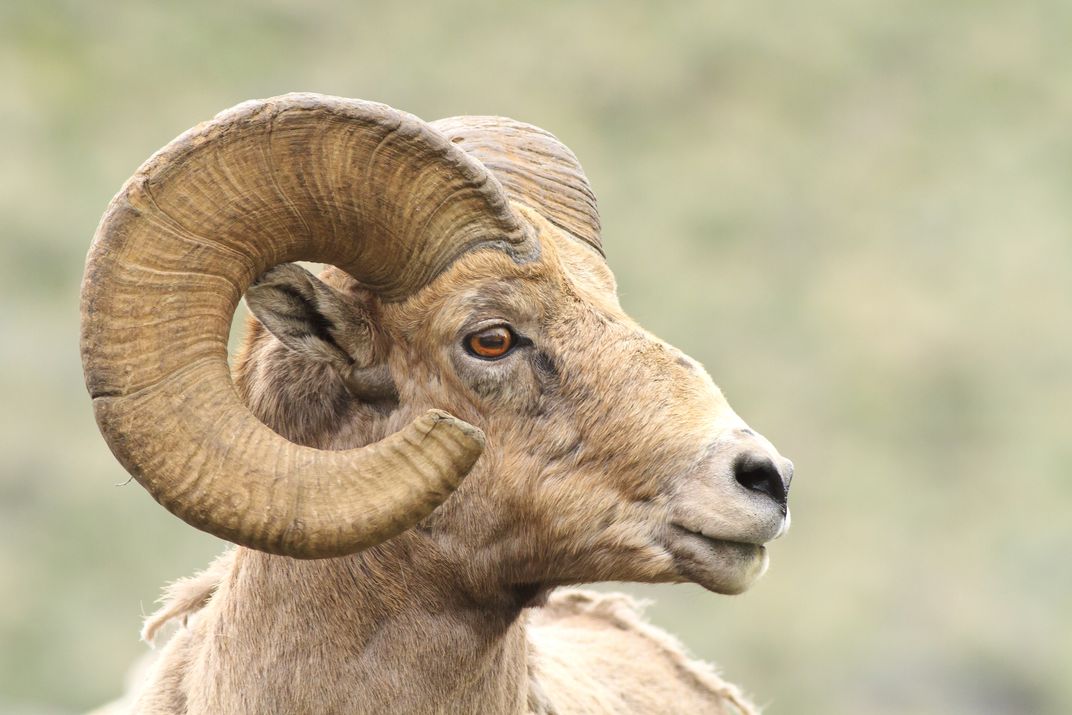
[125,557,758,715]
[141,550,235,644]
[115,209,788,713]
[528,590,758,715]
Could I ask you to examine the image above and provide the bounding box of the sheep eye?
[465,326,516,359]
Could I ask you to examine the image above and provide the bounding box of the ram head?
[81,94,792,599]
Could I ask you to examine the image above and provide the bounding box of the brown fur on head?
[236,204,792,600]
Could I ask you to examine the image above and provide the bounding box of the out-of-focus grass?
[1,1,1069,712]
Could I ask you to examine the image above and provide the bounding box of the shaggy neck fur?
[207,544,532,713]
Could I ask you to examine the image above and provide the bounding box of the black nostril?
[733,454,788,509]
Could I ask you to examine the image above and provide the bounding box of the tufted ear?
[245,264,398,402]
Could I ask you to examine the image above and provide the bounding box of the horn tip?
[421,409,486,451]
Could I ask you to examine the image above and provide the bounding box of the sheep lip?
[664,524,769,595]
[669,524,762,549]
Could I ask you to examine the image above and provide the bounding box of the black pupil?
[479,333,507,350]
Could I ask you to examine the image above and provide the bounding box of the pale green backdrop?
[2,1,1070,713]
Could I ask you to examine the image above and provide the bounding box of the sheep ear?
[245,263,373,372]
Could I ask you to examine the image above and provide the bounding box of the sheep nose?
[733,452,791,511]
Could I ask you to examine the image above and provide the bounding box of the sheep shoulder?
[526,589,759,715]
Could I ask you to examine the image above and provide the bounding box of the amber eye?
[465,326,516,359]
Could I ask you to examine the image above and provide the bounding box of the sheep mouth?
[663,524,769,595]
[670,524,762,550]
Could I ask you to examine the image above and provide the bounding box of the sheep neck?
[213,536,532,713]
[224,326,534,712]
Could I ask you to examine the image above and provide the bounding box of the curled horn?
[81,93,536,558]
[431,115,602,256]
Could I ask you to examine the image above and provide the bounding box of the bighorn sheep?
[81,93,793,714]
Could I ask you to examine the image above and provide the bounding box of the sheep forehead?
[424,227,726,437]
[389,218,624,341]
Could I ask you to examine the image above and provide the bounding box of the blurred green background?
[2,1,1070,713]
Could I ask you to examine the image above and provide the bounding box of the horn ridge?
[431,114,603,257]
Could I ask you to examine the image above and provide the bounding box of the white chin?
[667,530,770,594]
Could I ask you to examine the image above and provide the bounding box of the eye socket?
[465,326,516,359]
